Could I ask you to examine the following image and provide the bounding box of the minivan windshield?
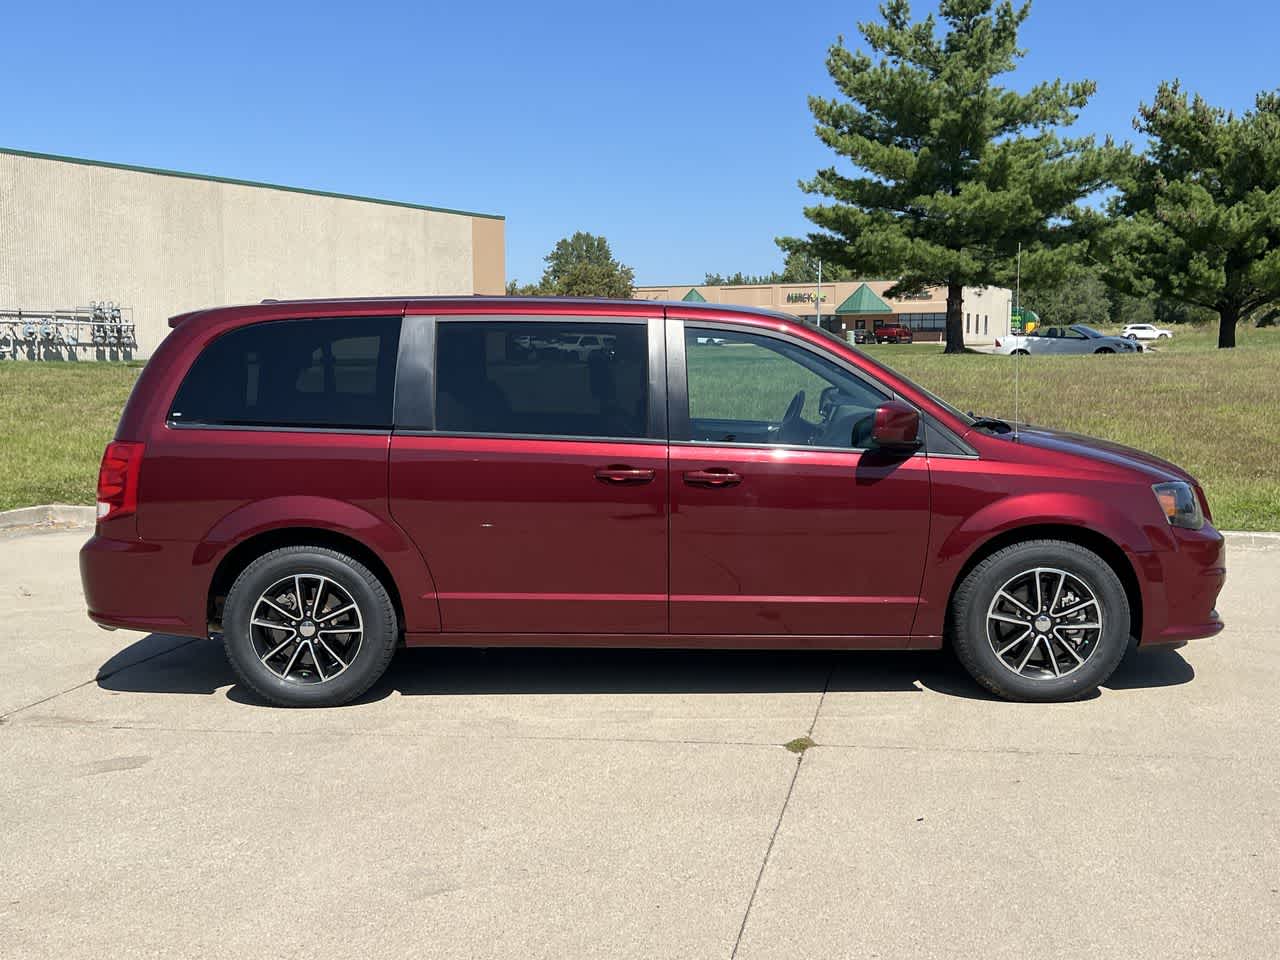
[808,325,975,426]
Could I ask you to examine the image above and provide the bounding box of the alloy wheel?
[985,567,1103,680]
[249,573,364,684]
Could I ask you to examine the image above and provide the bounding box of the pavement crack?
[0,637,200,723]
[731,659,834,958]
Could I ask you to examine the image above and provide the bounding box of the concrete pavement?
[2,529,1277,959]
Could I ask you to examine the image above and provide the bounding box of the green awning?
[834,283,892,314]
[681,288,707,302]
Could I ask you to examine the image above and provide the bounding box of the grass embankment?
[0,362,141,511]
[861,324,1280,531]
[0,325,1276,530]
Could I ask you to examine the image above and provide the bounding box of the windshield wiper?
[966,412,1014,434]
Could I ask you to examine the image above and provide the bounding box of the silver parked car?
[994,325,1143,356]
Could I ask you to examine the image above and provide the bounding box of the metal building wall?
[0,149,505,358]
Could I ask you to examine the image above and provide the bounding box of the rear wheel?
[950,540,1130,702]
[1011,348,1030,356]
[222,546,399,707]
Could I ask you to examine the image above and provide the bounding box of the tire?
[1126,333,1138,340]
[1012,349,1030,356]
[1159,333,1170,339]
[222,545,399,707]
[1095,347,1114,354]
[950,539,1130,702]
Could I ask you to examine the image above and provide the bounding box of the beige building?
[0,147,505,358]
[634,280,1012,344]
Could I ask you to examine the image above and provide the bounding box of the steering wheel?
[779,390,807,443]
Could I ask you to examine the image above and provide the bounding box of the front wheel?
[950,540,1131,702]
[1095,347,1114,354]
[1126,333,1138,340]
[222,546,399,707]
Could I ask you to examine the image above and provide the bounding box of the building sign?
[785,292,827,304]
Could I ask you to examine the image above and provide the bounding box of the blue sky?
[6,1,1279,285]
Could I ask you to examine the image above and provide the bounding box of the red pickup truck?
[874,324,914,344]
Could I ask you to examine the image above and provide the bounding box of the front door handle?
[684,468,742,488]
[594,465,656,484]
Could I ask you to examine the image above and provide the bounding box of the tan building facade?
[633,280,1012,344]
[0,147,505,358]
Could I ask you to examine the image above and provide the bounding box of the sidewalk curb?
[1222,530,1280,550]
[0,504,95,531]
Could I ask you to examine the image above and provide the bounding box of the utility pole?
[815,260,823,329]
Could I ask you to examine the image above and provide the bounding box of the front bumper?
[79,535,207,637]
[1135,525,1226,646]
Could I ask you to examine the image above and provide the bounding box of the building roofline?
[0,146,505,221]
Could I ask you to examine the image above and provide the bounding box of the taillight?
[96,441,144,521]
[994,338,1001,348]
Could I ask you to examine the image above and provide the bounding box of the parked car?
[1122,323,1173,341]
[850,328,871,344]
[994,324,1143,355]
[82,298,1224,707]
[874,324,913,344]
[551,332,615,360]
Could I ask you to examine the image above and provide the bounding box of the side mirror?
[870,400,921,452]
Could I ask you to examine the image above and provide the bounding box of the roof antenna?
[1013,242,1022,442]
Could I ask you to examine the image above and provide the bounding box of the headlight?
[1153,481,1204,529]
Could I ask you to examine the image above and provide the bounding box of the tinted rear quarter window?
[435,320,648,439]
[170,316,401,428]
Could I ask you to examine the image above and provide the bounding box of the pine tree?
[780,0,1112,352]
[1103,83,1280,348]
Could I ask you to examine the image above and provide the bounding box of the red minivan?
[80,297,1225,706]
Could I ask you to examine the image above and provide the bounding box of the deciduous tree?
[507,232,635,298]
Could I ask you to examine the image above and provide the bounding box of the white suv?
[1122,323,1173,341]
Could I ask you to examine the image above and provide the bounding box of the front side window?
[435,320,648,439]
[683,326,886,448]
[170,316,400,428]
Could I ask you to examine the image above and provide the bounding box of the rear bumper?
[1136,526,1227,646]
[79,534,206,637]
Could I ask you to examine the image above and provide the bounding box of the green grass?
[783,735,816,754]
[859,324,1280,531]
[0,362,142,511]
[2,323,1277,530]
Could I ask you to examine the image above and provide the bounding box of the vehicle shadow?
[97,636,1195,706]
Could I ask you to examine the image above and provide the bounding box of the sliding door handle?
[594,465,656,484]
[683,468,742,488]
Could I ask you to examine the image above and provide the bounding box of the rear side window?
[170,316,401,429]
[435,320,648,439]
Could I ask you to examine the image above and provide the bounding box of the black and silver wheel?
[1095,346,1114,354]
[950,540,1130,701]
[222,546,398,707]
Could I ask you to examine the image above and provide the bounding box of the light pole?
[814,259,823,330]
